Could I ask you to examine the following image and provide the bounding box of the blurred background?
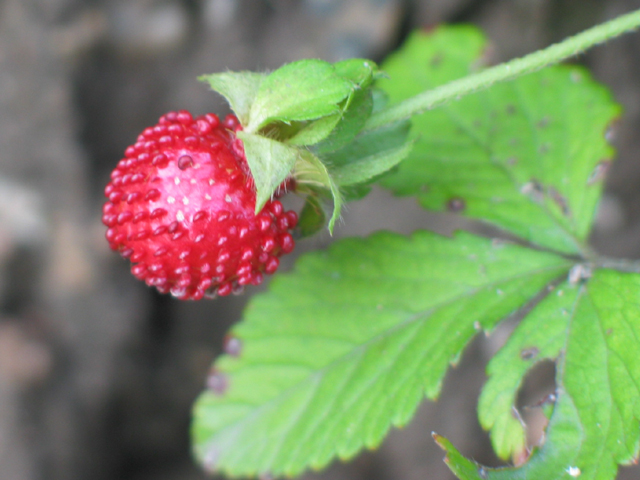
[2,0,640,479]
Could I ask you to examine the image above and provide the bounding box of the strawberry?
[102,110,298,300]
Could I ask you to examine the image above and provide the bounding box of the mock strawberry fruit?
[102,110,298,300]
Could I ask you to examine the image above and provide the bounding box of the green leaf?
[236,132,300,212]
[247,59,353,132]
[437,390,584,480]
[478,278,573,461]
[446,269,640,480]
[191,231,571,477]
[378,26,620,254]
[324,120,413,186]
[294,150,343,232]
[199,71,266,126]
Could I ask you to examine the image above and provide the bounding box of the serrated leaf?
[191,231,571,477]
[378,26,620,254]
[199,71,266,126]
[247,59,353,132]
[447,269,640,480]
[294,150,342,232]
[437,390,584,480]
[325,121,413,186]
[479,279,575,461]
[236,132,300,212]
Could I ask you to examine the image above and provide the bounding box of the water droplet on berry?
[178,155,194,170]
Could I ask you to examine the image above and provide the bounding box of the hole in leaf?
[516,359,556,451]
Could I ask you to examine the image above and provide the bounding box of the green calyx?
[200,58,413,234]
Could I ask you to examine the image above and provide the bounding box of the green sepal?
[236,132,300,213]
[313,88,375,155]
[294,150,343,233]
[199,71,266,126]
[333,58,380,89]
[297,195,326,237]
[247,59,353,132]
[322,120,412,186]
[285,113,343,146]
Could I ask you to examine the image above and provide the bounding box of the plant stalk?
[364,8,640,131]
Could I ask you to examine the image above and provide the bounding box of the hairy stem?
[365,8,640,131]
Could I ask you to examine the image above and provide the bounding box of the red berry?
[103,110,298,300]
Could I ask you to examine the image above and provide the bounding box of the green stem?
[364,8,640,131]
